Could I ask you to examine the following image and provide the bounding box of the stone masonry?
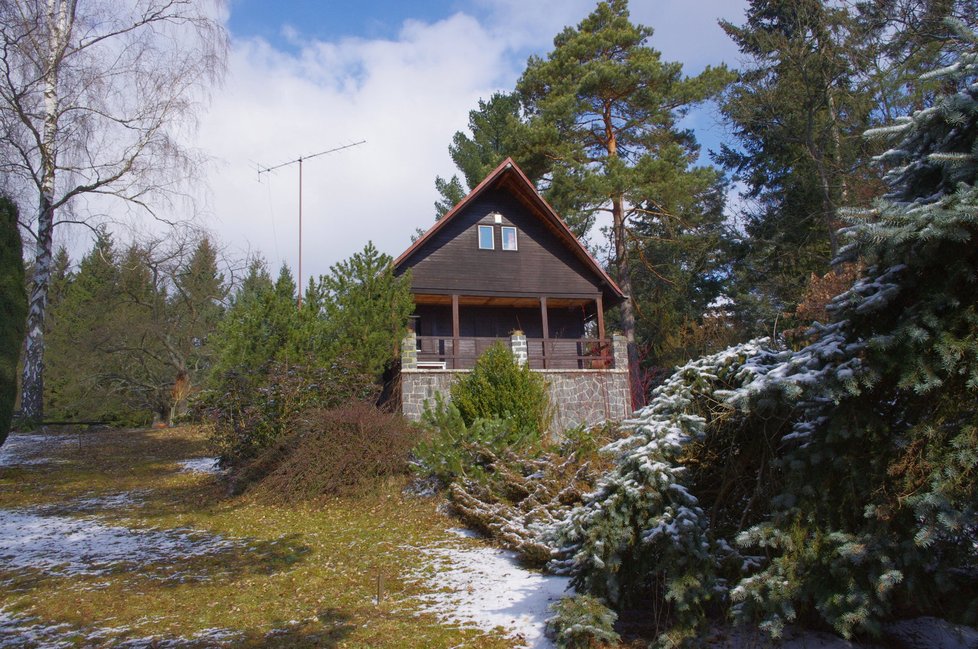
[400,333,632,432]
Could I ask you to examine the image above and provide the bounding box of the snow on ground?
[414,530,572,649]
[177,457,221,474]
[0,607,243,648]
[0,608,74,649]
[0,432,80,467]
[1,435,235,581]
[0,509,239,578]
[0,435,247,645]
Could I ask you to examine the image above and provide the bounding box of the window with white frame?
[478,225,494,249]
[501,226,518,251]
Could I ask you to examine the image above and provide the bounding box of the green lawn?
[0,426,512,648]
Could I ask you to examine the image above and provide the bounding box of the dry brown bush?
[783,262,862,343]
[234,403,419,501]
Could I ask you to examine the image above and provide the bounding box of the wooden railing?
[414,336,614,370]
[526,338,613,370]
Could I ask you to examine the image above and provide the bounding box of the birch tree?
[0,0,227,420]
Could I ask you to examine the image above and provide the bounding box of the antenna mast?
[257,140,366,308]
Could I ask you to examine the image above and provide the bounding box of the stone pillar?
[510,331,528,367]
[401,331,418,370]
[612,334,628,371]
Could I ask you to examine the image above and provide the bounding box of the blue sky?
[184,1,749,282]
[228,0,466,46]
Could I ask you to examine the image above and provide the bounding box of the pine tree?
[0,196,26,441]
[433,92,528,218]
[318,242,413,381]
[516,0,733,397]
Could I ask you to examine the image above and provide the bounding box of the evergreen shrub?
[449,341,552,437]
[0,196,26,443]
[413,343,551,484]
[546,595,620,649]
[413,393,516,484]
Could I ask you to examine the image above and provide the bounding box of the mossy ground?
[0,426,511,647]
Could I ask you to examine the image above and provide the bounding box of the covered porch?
[407,292,613,370]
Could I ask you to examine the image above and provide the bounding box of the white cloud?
[198,13,510,282]
[195,1,750,284]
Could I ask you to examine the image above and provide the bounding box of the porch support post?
[596,294,605,342]
[452,294,460,369]
[540,296,549,369]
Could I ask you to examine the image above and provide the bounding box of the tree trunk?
[611,194,642,408]
[21,200,54,422]
[604,104,643,408]
[21,0,72,422]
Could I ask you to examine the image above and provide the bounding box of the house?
[393,158,632,431]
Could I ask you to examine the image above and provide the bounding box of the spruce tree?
[718,0,881,331]
[45,228,123,421]
[318,242,413,381]
[168,237,226,419]
[736,21,978,632]
[210,259,292,385]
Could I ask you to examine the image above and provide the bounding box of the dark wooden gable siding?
[414,304,586,339]
[400,188,601,297]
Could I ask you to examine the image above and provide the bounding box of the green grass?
[0,426,512,648]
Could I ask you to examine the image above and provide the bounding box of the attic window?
[501,226,518,251]
[478,225,494,250]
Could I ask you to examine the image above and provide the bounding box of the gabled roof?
[394,157,627,304]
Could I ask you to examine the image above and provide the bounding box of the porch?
[412,334,614,370]
[407,292,613,370]
[399,331,630,430]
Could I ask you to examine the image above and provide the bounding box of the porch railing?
[526,338,613,370]
[415,335,613,370]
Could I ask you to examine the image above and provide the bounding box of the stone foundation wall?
[400,370,461,420]
[543,369,631,431]
[400,367,631,432]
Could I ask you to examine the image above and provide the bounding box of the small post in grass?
[375,570,385,605]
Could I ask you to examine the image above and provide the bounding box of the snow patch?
[0,433,79,467]
[415,538,571,648]
[0,509,239,578]
[177,457,221,475]
[0,608,73,648]
[0,607,243,648]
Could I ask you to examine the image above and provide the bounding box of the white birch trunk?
[21,0,73,421]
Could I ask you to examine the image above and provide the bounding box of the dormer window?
[478,225,494,250]
[501,226,518,251]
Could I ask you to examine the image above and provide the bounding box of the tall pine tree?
[516,0,733,395]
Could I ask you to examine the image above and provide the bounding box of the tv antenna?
[256,140,366,308]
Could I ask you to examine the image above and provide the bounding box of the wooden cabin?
[393,157,627,371]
